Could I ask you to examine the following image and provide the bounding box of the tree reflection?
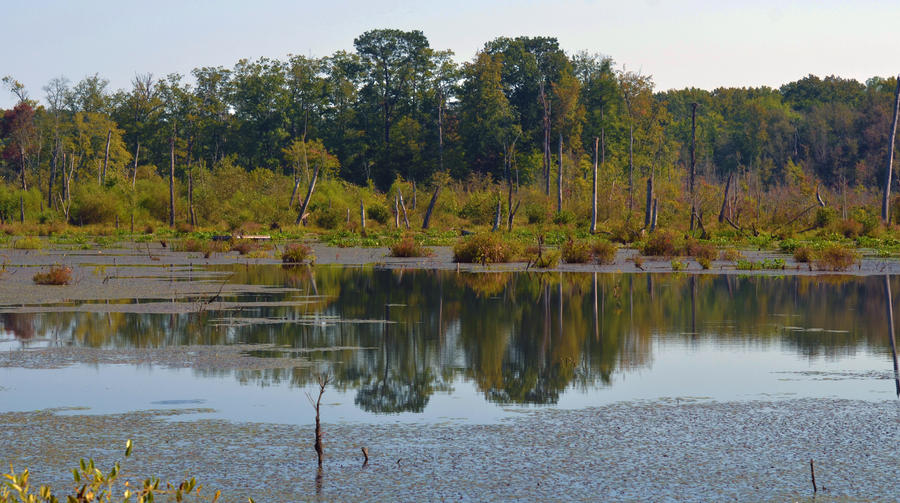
[2,267,898,409]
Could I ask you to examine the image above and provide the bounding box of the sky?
[2,0,899,108]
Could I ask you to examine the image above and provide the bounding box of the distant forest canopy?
[1,28,898,227]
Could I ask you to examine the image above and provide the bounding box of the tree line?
[1,28,899,229]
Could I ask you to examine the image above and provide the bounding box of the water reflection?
[2,267,899,412]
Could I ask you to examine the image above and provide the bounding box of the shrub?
[33,265,72,285]
[314,207,343,230]
[814,207,836,228]
[230,239,258,255]
[453,233,518,264]
[459,193,499,225]
[697,257,712,269]
[793,246,815,263]
[671,259,687,271]
[390,235,433,257]
[366,205,391,225]
[529,248,560,268]
[836,219,864,239]
[611,221,640,244]
[525,203,547,224]
[561,238,591,263]
[13,236,42,250]
[632,255,644,269]
[815,244,859,271]
[683,239,717,261]
[552,210,575,225]
[721,248,743,262]
[641,229,680,257]
[591,240,617,265]
[177,238,207,253]
[282,243,314,264]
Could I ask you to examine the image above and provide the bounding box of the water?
[1,266,898,424]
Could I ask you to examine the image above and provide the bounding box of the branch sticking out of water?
[307,373,332,467]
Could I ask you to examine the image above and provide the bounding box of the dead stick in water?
[810,459,817,493]
[361,447,369,466]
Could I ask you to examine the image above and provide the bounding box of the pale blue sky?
[3,0,899,108]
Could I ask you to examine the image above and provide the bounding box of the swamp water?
[1,266,897,423]
[1,264,899,501]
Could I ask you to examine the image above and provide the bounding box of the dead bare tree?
[689,102,698,231]
[169,131,176,228]
[295,163,320,226]
[101,129,111,184]
[882,75,900,223]
[398,189,411,230]
[557,134,563,214]
[422,183,441,230]
[131,142,140,189]
[591,137,599,234]
[718,172,734,223]
[307,373,332,467]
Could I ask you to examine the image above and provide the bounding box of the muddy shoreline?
[1,399,897,502]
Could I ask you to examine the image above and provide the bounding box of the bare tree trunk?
[393,194,400,228]
[19,195,24,223]
[188,166,196,228]
[169,134,175,227]
[289,177,301,209]
[540,82,551,196]
[650,197,659,231]
[131,142,140,189]
[360,199,366,232]
[628,120,634,214]
[719,172,734,223]
[48,140,58,209]
[412,182,417,210]
[644,175,654,228]
[101,129,111,184]
[491,198,502,232]
[591,137,598,234]
[398,189,410,230]
[437,90,444,172]
[689,102,698,230]
[422,184,441,230]
[295,163,320,225]
[557,134,563,214]
[882,75,900,223]
[19,147,27,191]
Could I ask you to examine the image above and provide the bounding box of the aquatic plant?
[32,265,72,285]
[390,235,433,257]
[282,243,314,264]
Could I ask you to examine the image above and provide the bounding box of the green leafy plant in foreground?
[0,440,219,503]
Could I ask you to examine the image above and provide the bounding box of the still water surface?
[1,266,898,424]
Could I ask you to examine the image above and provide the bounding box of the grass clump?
[230,239,258,255]
[697,257,712,269]
[720,248,743,262]
[641,229,680,257]
[32,265,72,285]
[282,243,314,264]
[527,246,560,268]
[390,235,433,257]
[815,244,859,271]
[453,233,519,264]
[683,239,717,261]
[561,238,592,263]
[735,258,785,270]
[671,259,687,271]
[13,236,42,250]
[591,239,617,265]
[793,246,815,263]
